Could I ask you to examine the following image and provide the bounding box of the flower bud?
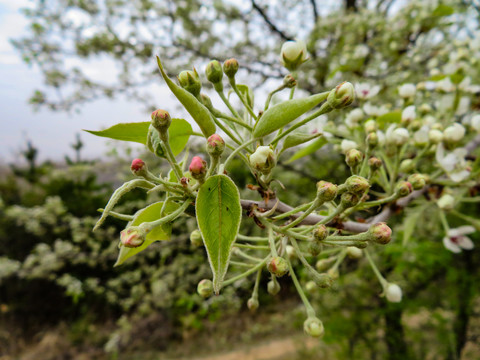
[345,149,363,169]
[388,127,409,146]
[471,114,480,132]
[316,181,338,202]
[385,283,402,303]
[345,175,370,195]
[178,68,201,96]
[247,297,259,312]
[131,158,147,177]
[401,106,416,124]
[395,181,413,197]
[327,82,355,109]
[327,267,339,280]
[280,39,308,71]
[312,224,328,241]
[151,109,172,133]
[368,157,382,172]
[419,103,432,114]
[364,119,377,133]
[189,156,207,180]
[120,227,147,248]
[223,58,239,78]
[346,246,363,259]
[312,272,333,288]
[443,123,466,143]
[267,256,289,277]
[286,245,296,259]
[408,174,426,190]
[428,129,443,144]
[206,134,225,157]
[399,159,414,173]
[190,229,203,247]
[205,60,223,84]
[366,132,378,148]
[340,139,358,153]
[305,281,317,293]
[316,257,335,272]
[267,279,281,295]
[197,279,214,298]
[308,241,323,256]
[398,83,416,99]
[283,74,297,88]
[340,192,360,208]
[200,93,213,108]
[437,194,455,211]
[249,146,276,174]
[368,222,392,244]
[303,317,325,338]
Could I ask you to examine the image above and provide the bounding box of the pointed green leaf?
[285,137,327,163]
[196,175,242,294]
[377,111,401,129]
[114,201,180,266]
[282,131,324,152]
[84,122,150,144]
[237,84,254,107]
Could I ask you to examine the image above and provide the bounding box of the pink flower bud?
[267,256,289,277]
[206,134,225,156]
[131,158,147,176]
[395,181,413,197]
[151,109,171,132]
[189,156,207,180]
[120,227,146,248]
[368,222,392,244]
[223,58,239,78]
[345,175,370,195]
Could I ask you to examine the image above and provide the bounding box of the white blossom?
[386,125,409,146]
[435,143,470,182]
[443,123,465,143]
[401,105,416,123]
[436,77,456,92]
[355,83,380,100]
[363,103,388,117]
[398,83,416,98]
[414,125,430,146]
[341,139,358,153]
[443,226,475,253]
[437,194,455,211]
[470,114,480,132]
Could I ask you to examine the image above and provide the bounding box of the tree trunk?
[345,0,357,11]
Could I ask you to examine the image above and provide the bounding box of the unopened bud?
[316,181,338,202]
[345,149,363,169]
[206,134,225,157]
[340,192,360,208]
[178,68,201,96]
[283,74,297,88]
[345,175,370,195]
[280,39,308,71]
[190,229,203,247]
[327,267,339,280]
[249,146,276,174]
[205,60,223,84]
[395,181,413,197]
[267,256,289,277]
[399,159,415,173]
[327,82,355,109]
[267,279,281,295]
[200,93,213,108]
[346,246,363,259]
[286,245,296,259]
[151,109,172,133]
[189,156,207,180]
[429,129,443,144]
[398,83,416,99]
[437,193,455,210]
[366,132,378,148]
[247,297,259,312]
[368,157,382,172]
[443,123,466,143]
[312,272,333,288]
[131,158,147,177]
[316,257,335,272]
[364,119,377,133]
[313,224,328,241]
[385,283,402,303]
[368,222,392,244]
[408,174,426,190]
[305,281,317,293]
[303,317,325,338]
[223,58,239,78]
[308,241,323,256]
[120,227,146,248]
[197,279,214,298]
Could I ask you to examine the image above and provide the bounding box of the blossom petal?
[458,236,474,250]
[449,170,470,183]
[443,237,462,253]
[453,225,476,236]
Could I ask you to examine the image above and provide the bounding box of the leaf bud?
[206,134,225,157]
[151,109,171,133]
[247,297,259,312]
[178,68,201,96]
[408,174,426,190]
[437,193,455,211]
[304,317,325,338]
[368,222,392,244]
[283,74,297,88]
[327,82,355,109]
[197,279,214,298]
[267,256,289,277]
[120,227,147,248]
[346,246,363,259]
[267,278,281,295]
[368,157,382,172]
[385,283,402,303]
[223,58,239,78]
[312,224,328,241]
[280,39,308,71]
[131,158,148,177]
[316,181,338,202]
[249,146,276,174]
[395,181,413,197]
[190,229,203,247]
[308,240,323,256]
[315,257,335,272]
[345,149,363,169]
[340,192,360,208]
[189,156,207,180]
[205,60,223,84]
[345,175,370,195]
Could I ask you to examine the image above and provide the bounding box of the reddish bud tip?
[189,156,207,179]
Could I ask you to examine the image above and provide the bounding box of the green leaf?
[146,119,193,157]
[282,131,323,152]
[428,74,447,81]
[377,111,401,128]
[114,201,179,266]
[285,137,327,163]
[196,175,242,294]
[432,4,454,17]
[236,84,254,107]
[84,122,150,144]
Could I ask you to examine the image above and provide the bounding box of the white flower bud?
[280,40,308,71]
[471,115,480,132]
[443,123,466,143]
[401,105,416,124]
[385,283,402,303]
[437,194,455,211]
[364,119,377,133]
[249,146,276,174]
[393,128,409,145]
[398,83,416,98]
[429,129,443,144]
[414,126,429,146]
[346,108,365,124]
[341,139,358,154]
[346,246,363,259]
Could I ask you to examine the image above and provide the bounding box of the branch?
[310,0,319,24]
[251,0,293,41]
